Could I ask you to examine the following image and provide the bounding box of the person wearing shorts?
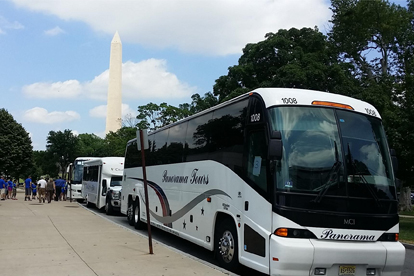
[7,178,13,199]
[31,182,37,200]
[0,176,6,201]
[24,176,32,201]
[12,180,17,200]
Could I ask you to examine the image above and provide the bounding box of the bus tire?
[134,200,144,230]
[86,196,93,208]
[105,200,114,215]
[127,201,135,226]
[215,218,239,272]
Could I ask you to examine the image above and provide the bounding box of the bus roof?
[126,88,381,145]
[83,157,124,166]
[252,88,381,119]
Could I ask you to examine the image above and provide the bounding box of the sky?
[0,0,408,151]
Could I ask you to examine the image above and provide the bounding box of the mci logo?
[344,218,355,225]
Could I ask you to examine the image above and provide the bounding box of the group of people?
[0,176,18,200]
[24,176,67,203]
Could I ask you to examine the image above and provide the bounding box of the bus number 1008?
[281,98,297,104]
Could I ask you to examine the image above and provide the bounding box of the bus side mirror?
[102,180,107,196]
[390,149,398,174]
[269,131,282,160]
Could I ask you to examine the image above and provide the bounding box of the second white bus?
[83,157,124,214]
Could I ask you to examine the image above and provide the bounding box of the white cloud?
[24,59,196,101]
[22,80,82,99]
[0,16,24,32]
[10,0,330,56]
[71,130,79,136]
[23,107,80,124]
[89,103,137,119]
[44,26,65,36]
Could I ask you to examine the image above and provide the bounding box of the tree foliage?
[105,127,137,156]
[213,27,357,102]
[0,108,33,179]
[46,129,78,177]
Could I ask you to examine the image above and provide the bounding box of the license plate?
[339,265,356,275]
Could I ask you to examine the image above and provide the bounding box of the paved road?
[83,203,413,276]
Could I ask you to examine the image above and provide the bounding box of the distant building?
[105,31,122,135]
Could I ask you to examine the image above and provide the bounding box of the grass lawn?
[399,217,414,244]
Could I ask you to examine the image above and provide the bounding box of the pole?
[140,129,153,254]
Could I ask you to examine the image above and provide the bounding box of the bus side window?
[246,130,267,193]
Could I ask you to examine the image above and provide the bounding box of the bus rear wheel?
[127,202,134,226]
[215,218,239,272]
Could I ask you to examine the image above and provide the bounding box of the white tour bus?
[120,88,405,276]
[83,157,124,215]
[67,157,99,201]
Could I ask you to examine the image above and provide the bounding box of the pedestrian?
[55,176,63,201]
[46,177,55,203]
[0,176,6,201]
[31,181,37,200]
[24,176,32,201]
[60,181,67,201]
[7,178,13,199]
[37,177,47,203]
[12,179,17,200]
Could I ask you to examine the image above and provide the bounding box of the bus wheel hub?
[219,231,234,262]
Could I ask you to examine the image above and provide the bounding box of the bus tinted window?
[186,113,213,161]
[166,122,187,163]
[152,129,169,165]
[125,140,140,168]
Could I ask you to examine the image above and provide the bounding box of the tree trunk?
[399,186,412,212]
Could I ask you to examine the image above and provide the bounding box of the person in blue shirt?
[0,176,6,201]
[12,180,17,200]
[24,176,32,201]
[31,182,37,200]
[55,176,64,201]
[60,181,67,201]
[7,178,13,199]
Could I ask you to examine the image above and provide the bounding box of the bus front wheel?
[133,200,145,230]
[215,218,239,272]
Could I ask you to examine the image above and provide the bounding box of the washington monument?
[105,31,122,134]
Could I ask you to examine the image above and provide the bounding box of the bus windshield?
[110,176,123,187]
[268,106,397,214]
[72,160,85,184]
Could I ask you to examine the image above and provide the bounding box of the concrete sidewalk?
[0,191,227,276]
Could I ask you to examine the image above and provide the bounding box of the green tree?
[32,150,57,179]
[213,27,356,102]
[105,127,137,156]
[46,129,78,177]
[76,133,108,157]
[0,109,33,179]
[329,0,413,182]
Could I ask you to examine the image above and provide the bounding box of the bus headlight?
[112,191,120,200]
[274,228,317,239]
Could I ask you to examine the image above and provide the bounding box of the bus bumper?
[269,235,405,276]
[110,199,121,210]
[67,188,83,200]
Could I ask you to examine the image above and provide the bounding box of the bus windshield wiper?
[313,141,341,203]
[347,143,381,208]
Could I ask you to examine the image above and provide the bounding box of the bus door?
[240,97,272,274]
[96,165,103,207]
